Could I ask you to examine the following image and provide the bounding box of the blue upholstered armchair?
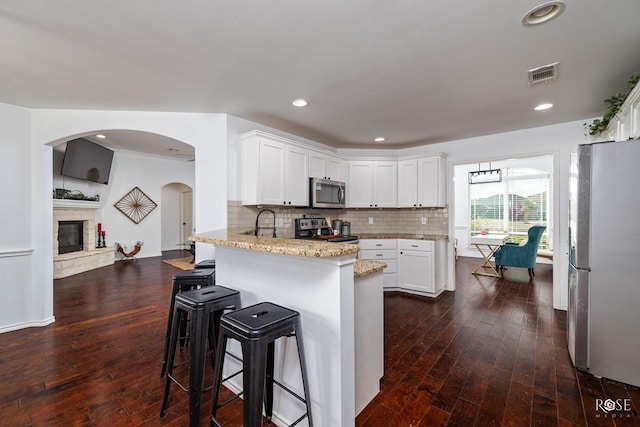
[493,225,546,279]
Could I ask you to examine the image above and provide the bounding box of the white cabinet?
[603,81,640,141]
[285,144,310,206]
[241,131,309,206]
[359,239,397,288]
[397,239,446,296]
[397,155,446,208]
[398,239,435,293]
[347,161,397,208]
[309,151,345,181]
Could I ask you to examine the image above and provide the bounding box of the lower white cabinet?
[397,239,446,297]
[360,238,446,295]
[359,239,397,288]
[398,240,434,293]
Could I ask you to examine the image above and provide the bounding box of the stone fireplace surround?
[53,200,114,279]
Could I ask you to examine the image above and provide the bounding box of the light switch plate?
[421,217,427,225]
[368,217,374,225]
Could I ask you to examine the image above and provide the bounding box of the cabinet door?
[418,156,445,207]
[326,155,345,181]
[373,162,397,207]
[398,249,434,293]
[258,139,286,205]
[309,152,345,181]
[308,151,326,179]
[397,160,418,207]
[347,162,374,207]
[285,145,309,206]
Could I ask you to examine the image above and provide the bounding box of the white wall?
[103,150,194,257]
[0,103,46,332]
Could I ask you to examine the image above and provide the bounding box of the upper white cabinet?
[397,155,446,208]
[309,151,346,181]
[604,82,640,141]
[241,131,309,206]
[347,161,397,208]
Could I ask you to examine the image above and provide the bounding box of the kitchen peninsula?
[191,229,385,427]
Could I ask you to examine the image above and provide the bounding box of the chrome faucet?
[254,208,277,237]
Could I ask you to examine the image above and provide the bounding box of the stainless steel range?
[294,215,358,243]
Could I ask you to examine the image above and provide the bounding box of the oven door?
[310,178,345,208]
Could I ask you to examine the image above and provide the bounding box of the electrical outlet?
[421,217,427,225]
[368,217,374,225]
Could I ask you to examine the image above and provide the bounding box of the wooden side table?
[469,234,508,277]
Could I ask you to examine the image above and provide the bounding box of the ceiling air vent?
[528,62,559,85]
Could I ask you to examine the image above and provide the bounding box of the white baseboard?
[0,316,55,334]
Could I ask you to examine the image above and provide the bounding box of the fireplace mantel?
[53,199,103,210]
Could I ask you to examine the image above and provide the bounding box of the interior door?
[180,190,193,243]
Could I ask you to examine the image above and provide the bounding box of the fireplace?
[53,200,114,279]
[58,221,84,254]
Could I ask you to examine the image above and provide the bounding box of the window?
[469,165,550,249]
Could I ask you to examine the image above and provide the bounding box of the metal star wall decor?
[114,186,157,224]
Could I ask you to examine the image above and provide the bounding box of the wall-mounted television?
[61,138,114,185]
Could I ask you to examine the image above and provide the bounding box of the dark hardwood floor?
[0,253,638,426]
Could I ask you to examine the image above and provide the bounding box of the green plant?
[61,191,100,201]
[585,74,640,135]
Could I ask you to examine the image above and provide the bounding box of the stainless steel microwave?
[310,178,346,208]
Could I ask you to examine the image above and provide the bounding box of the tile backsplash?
[228,200,448,238]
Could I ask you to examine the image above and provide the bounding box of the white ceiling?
[3,1,640,157]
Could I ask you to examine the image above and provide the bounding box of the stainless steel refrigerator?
[568,139,640,387]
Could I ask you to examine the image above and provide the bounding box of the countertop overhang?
[190,228,360,257]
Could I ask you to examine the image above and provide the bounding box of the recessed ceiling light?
[522,1,565,26]
[535,103,554,111]
[95,134,106,139]
[291,99,308,107]
[374,137,385,142]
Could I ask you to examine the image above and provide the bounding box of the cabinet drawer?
[360,249,397,260]
[359,239,397,250]
[398,239,433,251]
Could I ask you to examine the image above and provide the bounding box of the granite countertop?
[190,228,359,258]
[354,259,387,278]
[357,233,448,240]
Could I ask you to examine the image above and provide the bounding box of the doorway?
[180,189,193,243]
[161,183,193,251]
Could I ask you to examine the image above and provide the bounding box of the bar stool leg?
[188,307,208,427]
[243,340,269,427]
[160,286,179,377]
[210,333,227,425]
[160,306,183,417]
[264,341,275,423]
[294,323,314,427]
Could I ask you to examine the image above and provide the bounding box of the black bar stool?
[210,302,313,427]
[195,259,216,269]
[161,268,216,378]
[160,285,241,427]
